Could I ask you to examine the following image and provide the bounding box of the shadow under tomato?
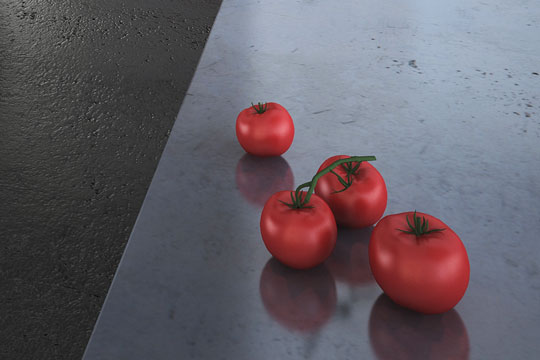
[325,226,375,286]
[259,258,337,333]
[235,154,294,207]
[369,294,470,360]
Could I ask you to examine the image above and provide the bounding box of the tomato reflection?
[369,294,470,360]
[259,258,337,333]
[235,154,294,207]
[326,226,375,286]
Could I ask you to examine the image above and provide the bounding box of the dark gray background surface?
[0,1,222,358]
[84,0,540,359]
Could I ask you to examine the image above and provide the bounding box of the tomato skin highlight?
[315,155,387,228]
[369,212,470,314]
[260,191,337,269]
[235,102,295,156]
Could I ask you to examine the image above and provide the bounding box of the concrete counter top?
[84,0,540,358]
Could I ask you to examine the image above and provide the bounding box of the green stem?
[397,210,446,236]
[251,102,268,114]
[284,156,376,209]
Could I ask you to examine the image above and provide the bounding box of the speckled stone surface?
[84,0,540,359]
[0,0,222,358]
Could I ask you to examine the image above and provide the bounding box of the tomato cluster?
[259,155,384,270]
[236,102,470,314]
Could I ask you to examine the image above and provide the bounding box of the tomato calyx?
[330,162,363,194]
[397,210,446,237]
[280,156,376,209]
[278,186,314,209]
[251,102,268,114]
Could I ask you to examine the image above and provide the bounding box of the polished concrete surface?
[0,0,222,358]
[84,0,540,359]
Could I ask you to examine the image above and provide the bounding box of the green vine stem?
[330,161,363,194]
[397,211,446,236]
[280,156,376,209]
[251,102,268,114]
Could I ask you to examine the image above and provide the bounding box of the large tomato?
[314,155,387,228]
[369,211,470,314]
[235,102,294,156]
[259,258,337,332]
[260,191,337,269]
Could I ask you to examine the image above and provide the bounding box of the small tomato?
[235,102,294,156]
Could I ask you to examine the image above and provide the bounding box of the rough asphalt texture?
[0,0,222,358]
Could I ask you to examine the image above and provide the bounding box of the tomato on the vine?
[369,211,470,314]
[260,191,337,269]
[260,156,376,269]
[315,155,387,228]
[236,102,294,156]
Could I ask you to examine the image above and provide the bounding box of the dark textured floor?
[0,0,222,358]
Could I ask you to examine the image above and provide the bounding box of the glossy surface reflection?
[235,154,294,207]
[369,294,470,360]
[259,258,337,333]
[326,226,374,286]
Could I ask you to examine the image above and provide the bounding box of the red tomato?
[259,258,337,332]
[260,191,337,269]
[235,102,294,156]
[369,294,470,360]
[369,211,470,314]
[314,155,387,228]
[235,154,294,206]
